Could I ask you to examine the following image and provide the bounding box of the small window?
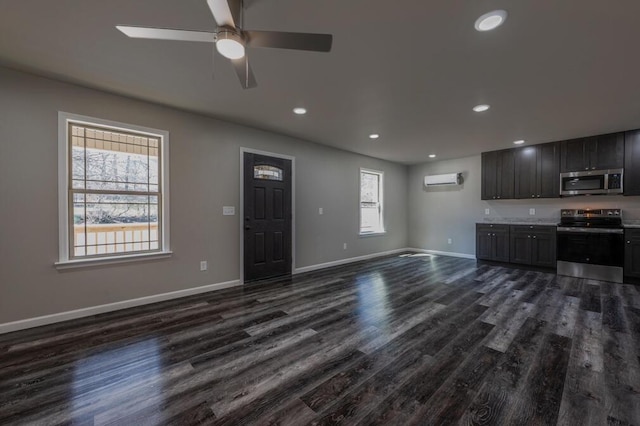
[360,169,384,235]
[58,113,170,265]
[254,165,283,181]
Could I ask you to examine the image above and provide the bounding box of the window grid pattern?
[69,123,162,259]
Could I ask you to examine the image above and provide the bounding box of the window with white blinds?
[359,169,385,235]
[58,113,170,264]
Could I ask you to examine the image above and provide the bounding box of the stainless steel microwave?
[560,169,623,196]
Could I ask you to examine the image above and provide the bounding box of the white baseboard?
[406,247,476,260]
[0,248,474,335]
[0,279,241,335]
[293,248,412,274]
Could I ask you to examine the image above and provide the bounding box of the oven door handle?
[557,226,624,234]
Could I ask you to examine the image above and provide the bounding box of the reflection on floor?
[1,253,639,425]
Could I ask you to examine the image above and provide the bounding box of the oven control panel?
[561,209,621,218]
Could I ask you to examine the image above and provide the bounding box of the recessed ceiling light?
[513,140,525,145]
[429,154,437,158]
[369,134,380,139]
[475,10,508,32]
[473,104,490,112]
[293,107,307,115]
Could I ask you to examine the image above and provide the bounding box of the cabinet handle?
[585,167,589,170]
[497,196,501,199]
[592,167,596,170]
[537,195,541,197]
[528,235,531,238]
[533,236,537,239]
[627,241,631,244]
[531,195,535,198]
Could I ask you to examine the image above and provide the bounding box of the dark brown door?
[243,153,292,282]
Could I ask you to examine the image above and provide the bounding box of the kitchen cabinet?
[514,142,560,199]
[481,150,514,200]
[560,132,624,172]
[624,229,640,279]
[509,225,556,268]
[624,130,640,196]
[476,224,509,262]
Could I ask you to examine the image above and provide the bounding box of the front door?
[243,152,292,282]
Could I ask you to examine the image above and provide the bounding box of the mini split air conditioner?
[424,173,462,187]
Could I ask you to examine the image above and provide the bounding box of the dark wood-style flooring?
[1,254,640,425]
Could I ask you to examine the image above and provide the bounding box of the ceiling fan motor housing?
[216,27,245,59]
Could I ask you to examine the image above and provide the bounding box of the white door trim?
[239,147,296,284]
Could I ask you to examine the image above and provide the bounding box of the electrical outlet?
[343,243,347,250]
[529,208,536,216]
[485,208,490,215]
[200,261,207,271]
[222,206,235,216]
[447,238,452,245]
[319,207,323,215]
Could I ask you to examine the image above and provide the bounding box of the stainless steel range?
[557,209,624,283]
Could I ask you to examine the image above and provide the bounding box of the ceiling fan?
[116,0,333,89]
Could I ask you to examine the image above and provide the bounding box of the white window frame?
[359,168,385,236]
[56,112,171,268]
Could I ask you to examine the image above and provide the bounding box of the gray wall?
[408,155,640,256]
[0,67,408,324]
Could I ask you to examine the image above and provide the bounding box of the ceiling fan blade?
[207,0,240,28]
[231,56,257,89]
[116,26,215,43]
[245,31,332,52]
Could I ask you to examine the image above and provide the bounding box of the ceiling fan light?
[216,30,245,59]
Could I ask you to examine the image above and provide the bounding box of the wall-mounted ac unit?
[424,173,462,186]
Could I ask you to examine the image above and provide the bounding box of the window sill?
[55,251,173,270]
[359,231,386,238]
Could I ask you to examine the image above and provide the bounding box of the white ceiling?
[2,0,640,164]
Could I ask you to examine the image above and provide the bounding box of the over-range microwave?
[560,168,623,196]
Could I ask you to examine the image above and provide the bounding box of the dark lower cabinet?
[477,224,556,269]
[624,229,640,279]
[476,224,509,262]
[624,130,640,196]
[509,225,556,268]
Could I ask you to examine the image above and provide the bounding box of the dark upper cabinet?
[482,150,514,200]
[476,224,509,262]
[514,142,560,199]
[538,142,561,198]
[624,130,640,196]
[561,138,588,172]
[624,229,640,278]
[591,133,624,170]
[509,225,556,268]
[560,132,624,172]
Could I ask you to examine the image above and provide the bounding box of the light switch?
[319,207,323,215]
[485,208,490,215]
[529,208,536,216]
[223,206,235,216]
